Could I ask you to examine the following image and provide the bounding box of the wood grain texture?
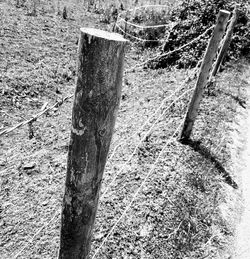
[58,28,128,259]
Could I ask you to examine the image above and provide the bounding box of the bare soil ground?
[0,1,249,259]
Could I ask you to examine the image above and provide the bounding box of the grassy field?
[0,1,249,258]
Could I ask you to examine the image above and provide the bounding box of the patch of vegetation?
[156,0,250,69]
[116,5,174,48]
[118,0,249,69]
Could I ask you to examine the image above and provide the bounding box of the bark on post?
[180,10,230,142]
[58,28,128,259]
[210,5,239,78]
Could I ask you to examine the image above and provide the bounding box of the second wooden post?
[180,10,230,142]
[210,5,239,78]
[58,28,128,259]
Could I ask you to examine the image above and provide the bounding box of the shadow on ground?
[179,138,238,189]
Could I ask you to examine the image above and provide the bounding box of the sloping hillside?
[0,1,249,258]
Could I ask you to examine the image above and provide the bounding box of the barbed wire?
[115,23,169,42]
[96,113,228,259]
[117,17,172,29]
[10,67,198,258]
[91,116,185,259]
[1,3,238,258]
[107,68,198,164]
[105,59,202,191]
[0,94,73,137]
[3,17,214,258]
[0,23,212,138]
[126,25,214,73]
[102,86,194,198]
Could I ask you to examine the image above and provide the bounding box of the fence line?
[2,12,230,257]
[107,69,198,163]
[103,114,226,259]
[6,32,209,257]
[1,24,208,258]
[117,17,171,29]
[0,94,73,137]
[180,10,230,141]
[11,117,225,259]
[116,23,169,42]
[10,69,197,258]
[0,26,211,138]
[95,9,236,252]
[102,87,194,198]
[115,4,178,33]
[92,11,234,256]
[91,117,185,259]
[126,25,214,72]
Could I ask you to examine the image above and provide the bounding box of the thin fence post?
[180,10,230,142]
[58,28,128,259]
[210,5,239,78]
[124,16,128,37]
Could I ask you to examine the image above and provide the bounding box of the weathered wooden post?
[58,28,128,259]
[180,10,230,142]
[210,5,239,78]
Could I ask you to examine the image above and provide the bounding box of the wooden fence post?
[210,5,239,78]
[58,28,128,259]
[124,16,128,36]
[179,10,230,142]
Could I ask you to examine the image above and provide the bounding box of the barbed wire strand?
[126,25,214,73]
[94,111,228,259]
[10,55,202,258]
[10,94,189,258]
[0,94,73,137]
[11,106,183,259]
[6,20,209,258]
[115,3,181,32]
[116,23,169,42]
[101,86,194,198]
[117,17,172,29]
[105,63,203,195]
[8,20,233,259]
[91,117,185,259]
[0,66,197,163]
[98,68,198,165]
[2,5,226,257]
[1,25,211,137]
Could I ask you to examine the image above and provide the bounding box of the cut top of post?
[80,27,128,43]
[218,10,231,19]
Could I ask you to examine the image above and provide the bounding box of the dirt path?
[233,65,250,259]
